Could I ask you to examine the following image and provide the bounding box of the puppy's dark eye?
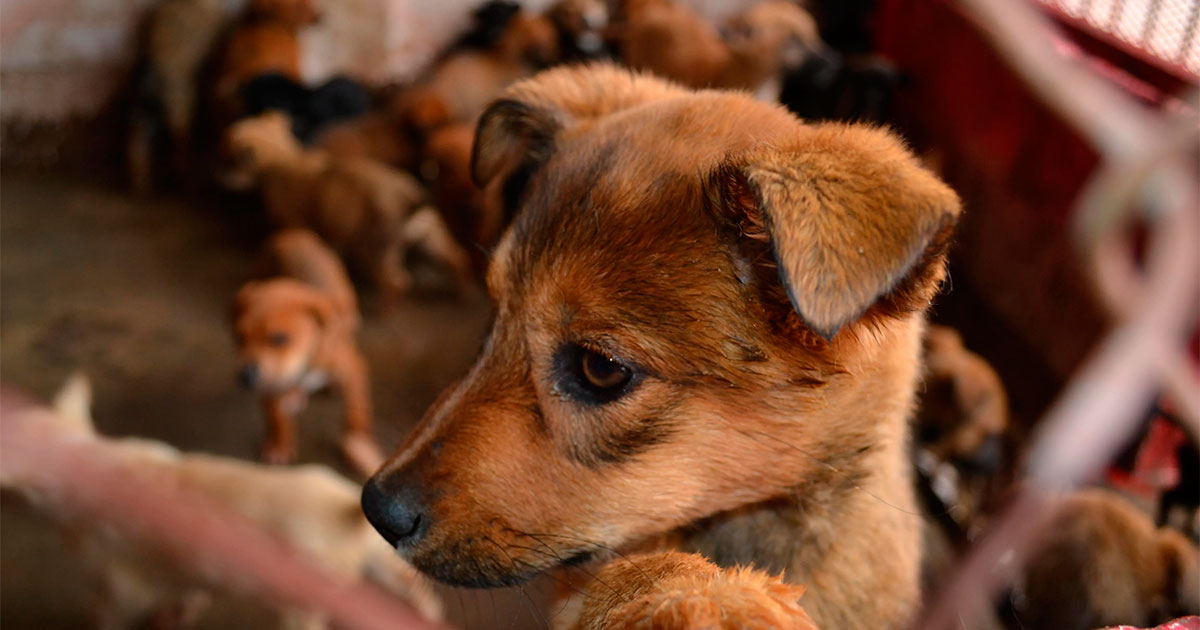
[267,332,289,347]
[581,349,629,389]
[555,344,638,405]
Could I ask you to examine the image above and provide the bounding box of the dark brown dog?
[232,228,382,475]
[1015,488,1199,630]
[361,64,961,629]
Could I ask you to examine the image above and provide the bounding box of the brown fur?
[232,228,381,475]
[214,0,319,112]
[394,10,560,135]
[1017,488,1200,629]
[222,112,475,308]
[365,64,961,629]
[2,375,442,630]
[919,325,1008,464]
[614,0,820,93]
[312,111,419,171]
[573,552,815,629]
[127,0,225,195]
[421,122,506,271]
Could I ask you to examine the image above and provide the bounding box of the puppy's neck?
[263,149,331,177]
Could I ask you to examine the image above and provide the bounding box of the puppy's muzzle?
[237,363,260,389]
[361,471,430,549]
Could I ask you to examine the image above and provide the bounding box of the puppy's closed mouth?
[412,539,599,588]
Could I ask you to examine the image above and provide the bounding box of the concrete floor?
[0,170,553,629]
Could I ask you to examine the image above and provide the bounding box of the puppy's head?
[724,0,823,71]
[364,65,960,587]
[221,112,301,190]
[498,13,561,68]
[232,279,335,392]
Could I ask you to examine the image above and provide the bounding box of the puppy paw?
[341,431,384,477]
[259,440,297,465]
[576,552,816,630]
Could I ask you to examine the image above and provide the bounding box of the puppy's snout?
[237,363,260,389]
[361,473,430,549]
[960,434,1004,476]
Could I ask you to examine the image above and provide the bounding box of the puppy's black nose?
[361,474,429,548]
[237,363,259,389]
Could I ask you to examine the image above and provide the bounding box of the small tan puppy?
[233,229,381,474]
[223,112,475,308]
[1,375,441,630]
[1016,488,1199,629]
[615,0,821,97]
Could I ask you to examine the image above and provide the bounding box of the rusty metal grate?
[1046,0,1200,72]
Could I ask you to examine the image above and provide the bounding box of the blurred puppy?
[573,552,815,629]
[214,0,320,114]
[615,0,822,97]
[1,375,441,630]
[363,64,962,629]
[232,229,382,474]
[1013,488,1199,630]
[395,7,560,135]
[547,0,612,61]
[918,325,1008,472]
[222,112,474,308]
[127,0,225,195]
[420,122,505,272]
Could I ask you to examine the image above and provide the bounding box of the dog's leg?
[403,206,478,298]
[572,552,815,630]
[370,239,413,315]
[260,394,299,464]
[334,348,383,477]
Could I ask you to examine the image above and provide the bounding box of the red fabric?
[1104,615,1200,630]
[1107,417,1186,497]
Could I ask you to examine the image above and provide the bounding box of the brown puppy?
[1015,488,1199,630]
[615,0,821,96]
[395,9,560,135]
[362,64,961,629]
[232,228,381,474]
[573,551,815,629]
[214,0,320,112]
[127,0,226,194]
[919,325,1009,465]
[420,122,507,271]
[2,375,441,629]
[223,112,475,307]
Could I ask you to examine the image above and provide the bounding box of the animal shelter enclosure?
[1,0,1198,629]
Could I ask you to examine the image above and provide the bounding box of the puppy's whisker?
[481,536,551,630]
[505,531,626,596]
[501,540,613,601]
[508,529,652,590]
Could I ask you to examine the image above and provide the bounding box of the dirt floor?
[0,169,555,629]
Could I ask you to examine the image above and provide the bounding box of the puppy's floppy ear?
[471,63,686,193]
[722,123,961,339]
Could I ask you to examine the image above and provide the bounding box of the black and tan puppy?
[362,64,961,629]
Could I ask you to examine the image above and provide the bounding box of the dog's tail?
[51,372,97,436]
[361,532,444,623]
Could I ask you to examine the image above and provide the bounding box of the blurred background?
[1,0,1197,628]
